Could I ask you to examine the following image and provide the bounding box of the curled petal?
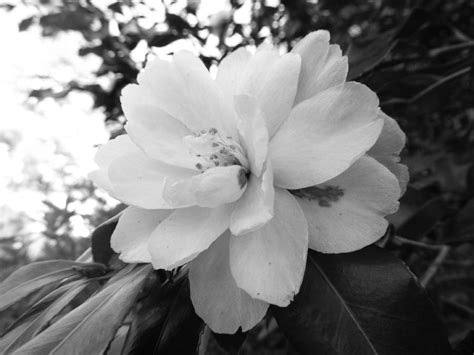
[162,166,247,208]
[230,163,274,236]
[292,30,348,104]
[235,95,269,177]
[368,112,409,194]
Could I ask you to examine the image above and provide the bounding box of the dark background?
[0,0,473,352]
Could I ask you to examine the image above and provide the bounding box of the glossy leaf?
[213,330,247,354]
[346,1,418,80]
[0,321,32,354]
[0,260,103,312]
[14,265,152,355]
[123,274,204,355]
[272,246,451,355]
[1,280,90,353]
[448,197,474,242]
[91,213,121,265]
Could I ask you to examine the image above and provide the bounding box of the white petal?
[240,52,301,137]
[189,232,269,334]
[229,188,308,306]
[296,156,400,253]
[107,151,195,209]
[269,82,383,189]
[235,95,269,176]
[88,170,113,193]
[148,204,233,270]
[367,112,409,194]
[292,31,348,104]
[111,207,172,263]
[162,166,247,208]
[89,135,145,195]
[133,52,237,138]
[94,134,138,167]
[173,51,238,138]
[121,90,197,169]
[216,47,252,103]
[230,163,274,236]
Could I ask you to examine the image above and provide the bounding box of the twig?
[392,236,451,287]
[382,66,470,106]
[393,235,442,250]
[420,245,450,287]
[429,41,474,56]
[442,298,474,318]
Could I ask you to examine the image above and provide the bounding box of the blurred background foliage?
[0,0,473,352]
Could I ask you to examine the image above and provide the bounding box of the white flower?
[89,30,408,334]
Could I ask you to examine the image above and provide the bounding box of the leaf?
[347,29,400,81]
[1,280,90,353]
[19,17,34,31]
[91,213,121,265]
[148,33,184,48]
[397,197,446,240]
[453,330,474,355]
[213,330,247,354]
[448,197,474,242]
[0,261,103,312]
[14,265,152,355]
[0,321,32,354]
[272,246,451,355]
[346,1,420,80]
[123,275,204,355]
[107,2,123,13]
[166,13,191,31]
[2,279,89,338]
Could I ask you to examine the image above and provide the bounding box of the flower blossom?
[89,30,408,333]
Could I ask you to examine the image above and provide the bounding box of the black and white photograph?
[0,0,472,354]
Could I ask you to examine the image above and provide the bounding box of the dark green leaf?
[123,274,204,355]
[347,29,400,81]
[14,265,152,354]
[0,261,102,312]
[396,194,446,241]
[213,330,247,354]
[1,280,90,353]
[166,13,191,31]
[0,3,15,11]
[19,17,34,31]
[346,2,419,80]
[272,246,451,355]
[0,321,32,354]
[91,214,121,265]
[453,330,474,355]
[148,33,184,48]
[107,2,122,13]
[447,197,474,243]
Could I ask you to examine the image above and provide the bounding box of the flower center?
[183,128,249,172]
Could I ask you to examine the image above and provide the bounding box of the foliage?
[1,0,474,353]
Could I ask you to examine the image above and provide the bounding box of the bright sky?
[0,7,109,247]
